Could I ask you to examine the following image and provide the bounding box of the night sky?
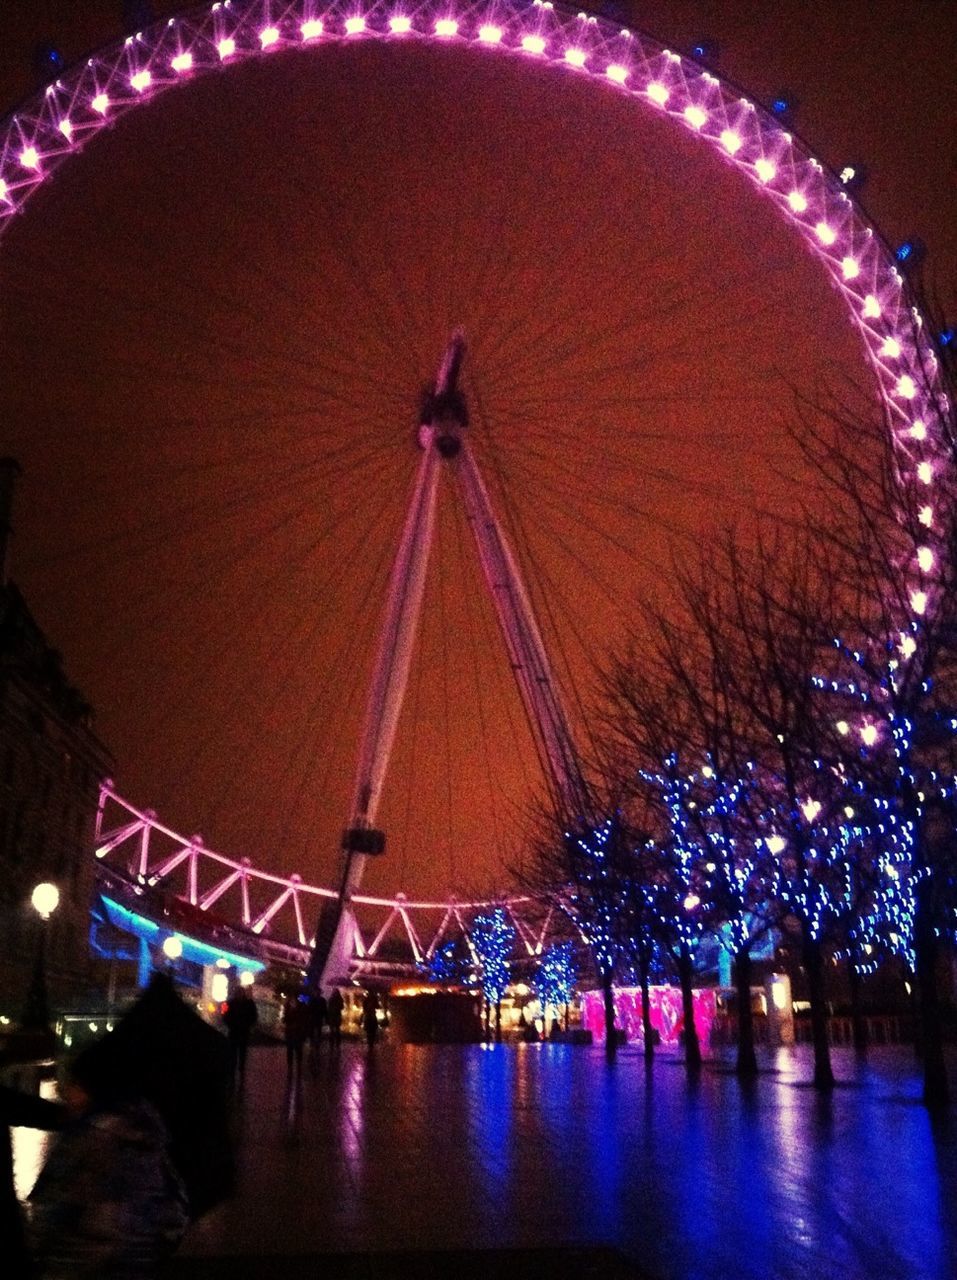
[0,2,953,901]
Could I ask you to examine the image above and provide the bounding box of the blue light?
[894,237,925,268]
[100,895,266,973]
[939,328,954,348]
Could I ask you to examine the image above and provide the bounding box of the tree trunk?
[848,960,868,1053]
[639,948,655,1061]
[494,999,502,1043]
[914,884,949,1106]
[601,971,617,1058]
[734,947,758,1078]
[802,930,834,1091]
[677,946,702,1069]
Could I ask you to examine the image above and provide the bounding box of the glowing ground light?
[0,179,7,200]
[720,129,742,154]
[911,420,927,440]
[684,104,707,129]
[766,835,786,855]
[815,222,836,244]
[302,19,324,38]
[20,147,39,169]
[918,462,933,484]
[391,16,412,33]
[919,506,933,526]
[58,119,73,139]
[345,16,367,34]
[861,724,879,746]
[479,24,503,43]
[171,51,193,72]
[435,18,458,36]
[863,295,881,318]
[130,70,152,91]
[564,47,587,67]
[91,93,109,114]
[522,34,546,54]
[259,26,280,47]
[882,337,902,358]
[647,81,669,104]
[217,38,236,58]
[841,257,860,279]
[755,158,776,182]
[606,64,629,83]
[788,191,808,212]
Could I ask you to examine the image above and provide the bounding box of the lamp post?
[20,881,60,1033]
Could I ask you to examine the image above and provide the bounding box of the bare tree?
[790,329,957,1105]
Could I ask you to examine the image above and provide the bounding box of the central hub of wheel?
[418,329,468,457]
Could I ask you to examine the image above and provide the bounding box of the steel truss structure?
[94,783,557,980]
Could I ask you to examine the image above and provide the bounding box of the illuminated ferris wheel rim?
[4,0,947,895]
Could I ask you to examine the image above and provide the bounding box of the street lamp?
[20,881,60,1033]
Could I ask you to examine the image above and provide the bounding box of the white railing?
[93,782,556,974]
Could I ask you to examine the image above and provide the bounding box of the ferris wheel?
[0,0,945,971]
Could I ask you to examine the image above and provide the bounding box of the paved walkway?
[167,1038,957,1280]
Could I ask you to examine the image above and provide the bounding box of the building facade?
[0,459,113,1017]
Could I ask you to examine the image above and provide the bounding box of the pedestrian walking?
[222,984,258,1087]
[308,991,328,1053]
[361,990,380,1049]
[282,993,311,1080]
[327,988,344,1047]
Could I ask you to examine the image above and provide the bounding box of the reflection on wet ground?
[169,1041,957,1280]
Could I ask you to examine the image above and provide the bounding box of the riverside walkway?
[166,1038,957,1280]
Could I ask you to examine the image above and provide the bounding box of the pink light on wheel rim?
[0,0,946,899]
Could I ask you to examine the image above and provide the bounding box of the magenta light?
[564,47,587,67]
[606,64,629,84]
[171,51,193,72]
[345,16,367,34]
[390,15,412,33]
[581,986,718,1047]
[301,19,324,39]
[521,34,545,54]
[91,93,109,114]
[259,26,280,47]
[130,69,152,92]
[754,158,776,183]
[435,17,458,36]
[217,37,236,59]
[19,146,39,170]
[478,24,503,44]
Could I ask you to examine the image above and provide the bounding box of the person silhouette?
[327,989,344,1048]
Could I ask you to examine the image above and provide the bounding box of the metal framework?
[311,331,583,990]
[93,782,557,980]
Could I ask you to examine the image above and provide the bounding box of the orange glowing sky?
[0,2,952,900]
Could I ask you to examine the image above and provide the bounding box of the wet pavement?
[170,1039,957,1280]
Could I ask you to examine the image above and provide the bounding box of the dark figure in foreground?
[362,990,381,1049]
[54,973,234,1222]
[327,988,344,1047]
[222,985,258,1087]
[29,1052,188,1279]
[1,1084,65,1280]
